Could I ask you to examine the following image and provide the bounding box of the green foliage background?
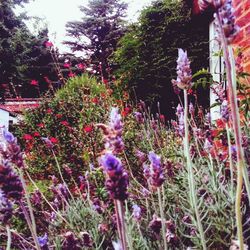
[114,0,210,118]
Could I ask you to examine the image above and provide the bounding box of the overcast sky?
[16,0,153,52]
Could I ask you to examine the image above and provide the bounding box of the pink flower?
[83,125,93,133]
[33,132,40,137]
[77,63,85,70]
[50,137,58,144]
[64,63,71,68]
[30,80,39,86]
[61,121,69,126]
[68,72,75,78]
[45,41,53,47]
[23,134,33,140]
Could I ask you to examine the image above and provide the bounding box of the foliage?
[114,0,210,119]
[65,0,128,79]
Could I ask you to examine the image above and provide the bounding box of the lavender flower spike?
[172,49,192,90]
[217,0,239,44]
[99,152,128,201]
[148,152,165,188]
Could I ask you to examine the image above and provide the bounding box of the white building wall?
[0,109,10,130]
[209,20,224,121]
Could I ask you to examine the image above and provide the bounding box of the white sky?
[15,0,153,53]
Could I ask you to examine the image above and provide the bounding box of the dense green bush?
[114,0,210,118]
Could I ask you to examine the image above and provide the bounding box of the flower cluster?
[171,49,192,90]
[99,153,128,201]
[0,130,25,168]
[148,152,165,188]
[97,107,124,153]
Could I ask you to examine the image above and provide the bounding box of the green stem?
[214,11,245,249]
[19,171,41,250]
[157,187,167,250]
[6,225,11,250]
[184,90,206,249]
[114,200,127,250]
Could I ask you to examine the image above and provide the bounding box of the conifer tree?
[65,0,127,80]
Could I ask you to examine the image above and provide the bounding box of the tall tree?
[114,0,210,119]
[0,0,57,99]
[65,0,127,80]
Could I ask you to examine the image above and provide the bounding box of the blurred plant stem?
[6,225,11,250]
[157,187,167,250]
[114,200,128,250]
[19,170,41,250]
[184,89,206,249]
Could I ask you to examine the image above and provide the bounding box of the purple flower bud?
[172,49,192,90]
[134,112,144,124]
[0,189,13,225]
[132,204,142,221]
[135,149,147,164]
[109,107,123,132]
[148,152,165,188]
[99,153,128,201]
[204,139,213,153]
[79,232,93,247]
[0,160,23,200]
[217,0,239,44]
[198,0,224,12]
[3,130,15,143]
[221,100,230,122]
[62,232,79,249]
[38,233,48,248]
[149,214,162,234]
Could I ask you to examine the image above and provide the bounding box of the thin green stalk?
[114,200,128,250]
[52,150,74,201]
[226,123,235,202]
[6,225,11,250]
[214,10,246,249]
[184,90,206,249]
[157,187,167,250]
[19,171,41,250]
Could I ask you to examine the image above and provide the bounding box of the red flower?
[102,78,108,85]
[33,132,40,137]
[47,109,53,114]
[37,123,45,128]
[56,114,63,119]
[68,72,75,77]
[61,121,69,126]
[64,63,70,68]
[83,125,93,133]
[30,80,38,86]
[159,114,165,122]
[50,137,58,144]
[77,63,85,70]
[45,41,53,47]
[91,97,99,104]
[23,134,33,140]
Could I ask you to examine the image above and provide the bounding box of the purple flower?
[132,204,142,221]
[172,49,192,90]
[0,189,13,225]
[198,0,223,12]
[0,132,24,169]
[134,112,144,124]
[148,152,165,188]
[62,231,79,249]
[38,233,48,247]
[99,153,128,201]
[79,231,93,247]
[98,107,124,153]
[109,107,123,132]
[217,0,239,44]
[3,130,15,143]
[0,160,23,200]
[221,100,230,122]
[149,214,162,235]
